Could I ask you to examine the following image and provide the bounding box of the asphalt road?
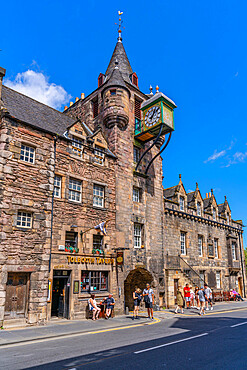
[1,309,247,370]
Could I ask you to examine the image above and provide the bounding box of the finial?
[149,85,153,95]
[179,174,181,180]
[211,188,214,194]
[196,182,198,189]
[156,85,159,93]
[224,195,227,201]
[117,11,123,42]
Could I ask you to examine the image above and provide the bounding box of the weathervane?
[116,11,124,42]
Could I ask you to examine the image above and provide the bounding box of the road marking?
[0,318,160,348]
[231,321,247,328]
[134,333,208,354]
[164,306,247,317]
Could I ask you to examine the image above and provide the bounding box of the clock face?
[144,106,161,127]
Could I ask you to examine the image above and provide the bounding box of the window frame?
[71,135,83,157]
[16,211,32,228]
[213,207,216,221]
[197,202,201,216]
[65,231,78,252]
[216,271,221,289]
[214,239,218,259]
[179,196,185,212]
[232,242,237,260]
[93,184,104,208]
[54,175,62,198]
[20,144,35,164]
[69,178,82,203]
[81,271,108,293]
[133,146,140,164]
[198,235,203,257]
[180,232,186,255]
[133,187,140,202]
[134,223,142,249]
[94,146,105,165]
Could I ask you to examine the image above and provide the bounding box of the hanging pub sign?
[116,251,124,266]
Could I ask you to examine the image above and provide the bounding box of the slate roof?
[105,40,133,83]
[218,204,225,214]
[2,85,76,136]
[187,192,195,204]
[101,66,129,96]
[164,185,178,199]
[203,198,212,209]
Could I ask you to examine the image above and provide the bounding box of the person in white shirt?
[143,283,154,320]
[204,284,213,310]
[88,294,101,320]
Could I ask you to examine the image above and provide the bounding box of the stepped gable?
[1,85,76,136]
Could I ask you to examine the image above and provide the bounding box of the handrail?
[179,255,207,286]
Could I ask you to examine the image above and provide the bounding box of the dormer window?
[227,213,230,225]
[197,202,201,216]
[213,208,216,221]
[98,73,104,87]
[179,196,185,212]
[72,136,83,157]
[94,146,104,165]
[132,72,138,87]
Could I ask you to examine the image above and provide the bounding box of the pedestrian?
[195,286,200,310]
[88,294,101,321]
[103,293,115,319]
[204,284,213,310]
[198,287,206,316]
[232,289,244,301]
[132,287,142,320]
[143,283,154,319]
[175,286,184,314]
[190,286,195,308]
[183,283,191,309]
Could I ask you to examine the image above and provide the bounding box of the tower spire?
[117,11,123,42]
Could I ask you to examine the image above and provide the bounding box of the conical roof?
[105,41,133,83]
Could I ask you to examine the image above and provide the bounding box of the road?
[1,308,247,369]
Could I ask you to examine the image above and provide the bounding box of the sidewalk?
[162,299,247,316]
[0,314,156,347]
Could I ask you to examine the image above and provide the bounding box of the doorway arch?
[124,268,153,310]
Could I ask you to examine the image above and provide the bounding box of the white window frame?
[216,271,221,289]
[71,135,83,157]
[198,235,203,257]
[197,202,201,216]
[93,184,104,208]
[214,239,218,258]
[179,197,185,212]
[180,232,186,255]
[133,187,140,202]
[69,178,82,203]
[94,146,105,165]
[133,147,140,164]
[134,223,142,248]
[54,175,62,198]
[227,213,230,225]
[232,242,236,260]
[213,208,216,221]
[16,211,32,228]
[20,144,35,164]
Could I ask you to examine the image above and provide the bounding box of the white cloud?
[204,150,226,163]
[5,70,71,110]
[233,151,247,162]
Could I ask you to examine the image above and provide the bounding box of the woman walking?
[195,286,200,310]
[198,287,206,316]
[132,287,142,320]
[175,286,184,314]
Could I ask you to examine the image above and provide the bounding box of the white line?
[231,321,247,328]
[134,333,209,354]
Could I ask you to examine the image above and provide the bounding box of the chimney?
[75,97,79,102]
[70,101,73,107]
[209,192,211,197]
[0,66,6,101]
[81,93,85,100]
[64,106,68,111]
[206,193,208,198]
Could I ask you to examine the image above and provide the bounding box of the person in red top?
[184,283,191,309]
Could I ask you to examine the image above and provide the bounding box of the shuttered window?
[92,97,99,118]
[134,98,141,120]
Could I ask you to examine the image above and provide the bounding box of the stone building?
[164,176,246,307]
[0,33,246,326]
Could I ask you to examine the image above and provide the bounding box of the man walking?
[183,283,191,309]
[204,284,213,310]
[143,283,154,319]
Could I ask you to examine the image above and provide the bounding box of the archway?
[124,268,153,310]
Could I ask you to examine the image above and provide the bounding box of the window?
[93,234,103,252]
[213,208,216,221]
[134,223,142,248]
[208,244,214,257]
[134,98,141,120]
[197,202,201,216]
[72,136,83,157]
[92,97,98,118]
[132,73,138,87]
[133,187,140,202]
[69,178,82,202]
[93,184,104,208]
[81,271,108,293]
[54,175,62,198]
[216,272,221,289]
[179,197,185,211]
[98,73,104,87]
[133,147,140,163]
[135,118,142,135]
[227,213,230,225]
[110,89,116,95]
[17,211,32,228]
[20,144,35,164]
[65,231,78,252]
[180,232,186,255]
[214,239,218,258]
[232,242,237,260]
[198,235,203,257]
[94,146,105,165]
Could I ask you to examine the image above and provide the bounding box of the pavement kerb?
[0,317,160,348]
[163,306,247,317]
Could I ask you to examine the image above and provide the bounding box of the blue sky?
[1,0,247,246]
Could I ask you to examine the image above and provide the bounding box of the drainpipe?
[48,135,57,273]
[238,231,246,298]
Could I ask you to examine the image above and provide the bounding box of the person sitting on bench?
[103,294,115,319]
[88,294,101,320]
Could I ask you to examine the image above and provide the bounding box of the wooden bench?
[213,292,223,302]
[223,291,236,301]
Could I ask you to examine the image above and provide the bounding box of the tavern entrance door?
[51,270,71,319]
[5,272,29,319]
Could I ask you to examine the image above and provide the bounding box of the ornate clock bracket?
[145,131,172,174]
[135,123,164,172]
